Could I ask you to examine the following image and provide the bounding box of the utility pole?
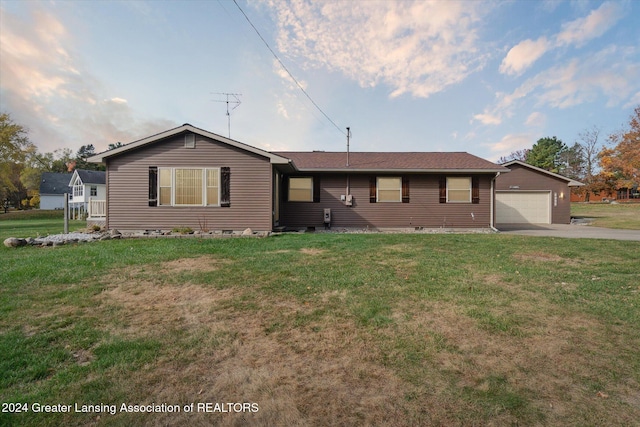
[212,93,242,138]
[346,127,351,167]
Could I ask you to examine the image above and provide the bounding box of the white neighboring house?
[39,172,73,210]
[68,169,106,220]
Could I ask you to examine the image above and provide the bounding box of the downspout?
[490,172,500,232]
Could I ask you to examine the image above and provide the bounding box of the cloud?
[499,37,550,76]
[499,2,623,75]
[556,1,623,47]
[262,1,490,98]
[484,133,533,161]
[533,46,639,109]
[525,112,546,128]
[0,6,173,153]
[472,112,502,125]
[480,45,639,125]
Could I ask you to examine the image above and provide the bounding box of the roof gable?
[88,124,291,165]
[69,169,106,186]
[501,160,584,186]
[276,151,508,172]
[39,173,72,195]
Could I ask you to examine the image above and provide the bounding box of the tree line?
[498,106,639,201]
[1,112,121,210]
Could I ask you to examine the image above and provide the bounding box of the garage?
[495,191,550,224]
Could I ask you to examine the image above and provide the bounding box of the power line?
[232,0,346,137]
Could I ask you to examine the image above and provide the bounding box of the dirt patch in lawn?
[97,262,242,337]
[161,255,232,274]
[109,295,420,427]
[299,248,325,255]
[100,281,241,336]
[513,251,581,266]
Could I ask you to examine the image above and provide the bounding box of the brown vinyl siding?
[496,163,571,224]
[280,174,493,228]
[106,134,272,231]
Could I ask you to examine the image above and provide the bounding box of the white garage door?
[496,191,550,224]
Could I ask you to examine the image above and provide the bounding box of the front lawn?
[1,233,638,426]
[572,202,640,229]
[0,211,85,241]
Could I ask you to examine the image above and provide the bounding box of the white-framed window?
[158,167,220,206]
[447,177,471,203]
[73,185,83,198]
[377,177,402,202]
[288,177,313,202]
[90,186,97,197]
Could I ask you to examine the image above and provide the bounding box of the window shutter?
[472,176,480,204]
[148,167,158,206]
[313,175,321,203]
[369,177,377,203]
[220,167,230,207]
[402,177,410,203]
[439,176,446,203]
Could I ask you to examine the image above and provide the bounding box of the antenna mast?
[212,92,242,138]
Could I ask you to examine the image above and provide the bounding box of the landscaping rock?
[4,237,27,248]
[110,229,122,238]
[242,228,253,236]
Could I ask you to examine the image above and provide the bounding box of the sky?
[1,0,639,162]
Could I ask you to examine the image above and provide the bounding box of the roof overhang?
[88,124,291,165]
[286,168,508,173]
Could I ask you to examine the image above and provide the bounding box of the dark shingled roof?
[274,151,507,172]
[75,170,106,185]
[39,173,73,195]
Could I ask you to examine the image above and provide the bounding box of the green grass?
[0,211,85,241]
[1,225,639,425]
[572,202,640,229]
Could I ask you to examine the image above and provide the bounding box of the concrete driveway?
[497,224,640,241]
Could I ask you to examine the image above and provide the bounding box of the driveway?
[497,224,640,241]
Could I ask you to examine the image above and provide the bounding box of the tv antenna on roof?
[212,92,242,138]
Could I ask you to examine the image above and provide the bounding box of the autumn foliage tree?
[599,106,640,196]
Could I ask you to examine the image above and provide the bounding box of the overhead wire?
[232,0,347,137]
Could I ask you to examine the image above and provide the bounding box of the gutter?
[290,168,509,173]
[490,172,501,232]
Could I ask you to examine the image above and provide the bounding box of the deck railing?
[88,198,106,218]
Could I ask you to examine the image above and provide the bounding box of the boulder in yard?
[3,237,27,248]
[242,228,253,236]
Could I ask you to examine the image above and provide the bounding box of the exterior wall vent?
[185,133,196,149]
